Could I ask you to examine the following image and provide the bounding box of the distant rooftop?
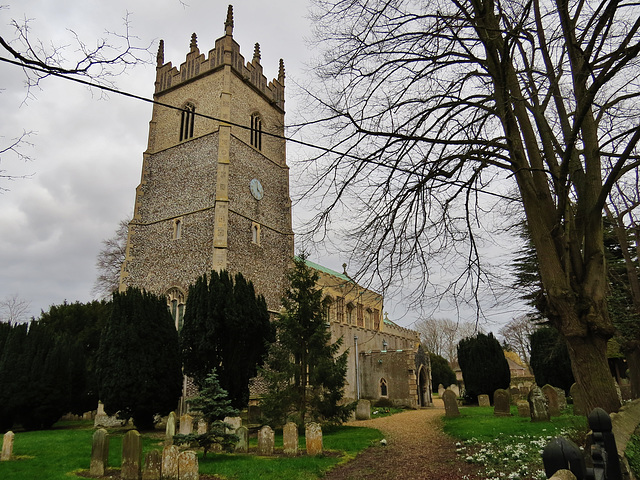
[301,257,352,283]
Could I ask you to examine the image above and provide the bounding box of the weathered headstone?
[529,386,550,422]
[438,384,445,397]
[516,400,531,418]
[142,450,161,480]
[162,445,180,480]
[258,426,274,455]
[235,426,248,453]
[305,422,323,456]
[356,399,371,420]
[197,420,207,435]
[478,394,490,407]
[165,411,176,446]
[224,416,242,434]
[494,389,511,416]
[90,428,109,475]
[542,384,561,417]
[1,431,14,461]
[448,384,460,397]
[442,389,459,417]
[555,388,567,411]
[94,401,122,427]
[570,383,586,416]
[121,430,142,480]
[178,450,198,480]
[283,422,298,456]
[179,414,193,435]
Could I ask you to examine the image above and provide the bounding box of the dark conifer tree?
[429,352,457,393]
[457,332,511,404]
[529,327,574,393]
[96,287,182,430]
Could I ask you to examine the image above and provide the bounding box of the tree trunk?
[565,334,621,414]
[626,346,640,399]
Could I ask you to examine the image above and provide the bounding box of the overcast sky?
[0,0,528,329]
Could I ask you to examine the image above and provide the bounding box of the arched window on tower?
[173,219,182,240]
[179,103,196,142]
[250,113,262,150]
[251,222,261,245]
[166,287,186,330]
[380,378,388,397]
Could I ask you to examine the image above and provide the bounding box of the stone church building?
[119,6,430,409]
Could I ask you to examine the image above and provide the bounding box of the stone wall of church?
[359,350,422,408]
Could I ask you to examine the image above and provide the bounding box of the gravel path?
[323,400,482,480]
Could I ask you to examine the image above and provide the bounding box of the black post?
[542,437,587,479]
[588,408,622,480]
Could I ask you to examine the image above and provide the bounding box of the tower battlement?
[154,5,285,111]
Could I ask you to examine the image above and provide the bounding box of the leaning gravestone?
[283,422,298,456]
[121,430,142,480]
[442,389,459,418]
[529,386,550,422]
[1,431,14,461]
[516,400,531,417]
[142,450,161,480]
[165,411,176,446]
[258,426,274,455]
[478,394,490,407]
[570,383,586,416]
[235,426,248,453]
[162,445,180,480]
[542,384,561,417]
[90,428,109,475]
[178,450,198,480]
[493,389,511,416]
[356,399,371,420]
[224,416,242,434]
[179,414,193,435]
[306,422,323,456]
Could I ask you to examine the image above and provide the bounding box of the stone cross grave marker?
[142,449,161,480]
[178,450,198,480]
[162,445,179,480]
[121,430,142,480]
[235,426,248,453]
[90,428,109,475]
[283,422,298,456]
[442,389,459,417]
[493,389,511,416]
[306,422,323,456]
[478,394,490,407]
[258,426,274,455]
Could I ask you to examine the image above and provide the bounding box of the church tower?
[120,6,294,320]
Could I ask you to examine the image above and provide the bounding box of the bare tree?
[303,0,640,412]
[416,317,477,364]
[498,315,539,366]
[92,218,129,299]
[0,294,31,323]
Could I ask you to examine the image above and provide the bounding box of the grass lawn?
[0,421,382,480]
[442,405,588,480]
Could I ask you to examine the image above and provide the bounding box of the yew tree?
[305,0,640,412]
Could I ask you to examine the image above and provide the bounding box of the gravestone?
[438,384,445,397]
[121,430,142,480]
[178,450,198,480]
[142,450,161,480]
[1,431,14,461]
[478,394,490,407]
[555,388,567,411]
[162,445,180,480]
[258,426,274,455]
[516,400,531,418]
[224,416,242,434]
[442,389,459,417]
[179,414,193,435]
[165,411,176,446]
[90,428,109,475]
[306,422,323,456]
[529,386,550,422]
[356,399,371,420]
[235,426,248,453]
[493,389,511,416]
[197,420,207,435]
[542,384,561,417]
[448,384,460,397]
[283,422,298,456]
[94,401,122,428]
[520,385,530,396]
[570,383,586,416]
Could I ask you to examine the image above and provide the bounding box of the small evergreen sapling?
[173,370,239,457]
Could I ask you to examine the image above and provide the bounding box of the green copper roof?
[300,257,352,283]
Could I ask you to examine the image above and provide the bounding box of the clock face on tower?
[249,178,264,200]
